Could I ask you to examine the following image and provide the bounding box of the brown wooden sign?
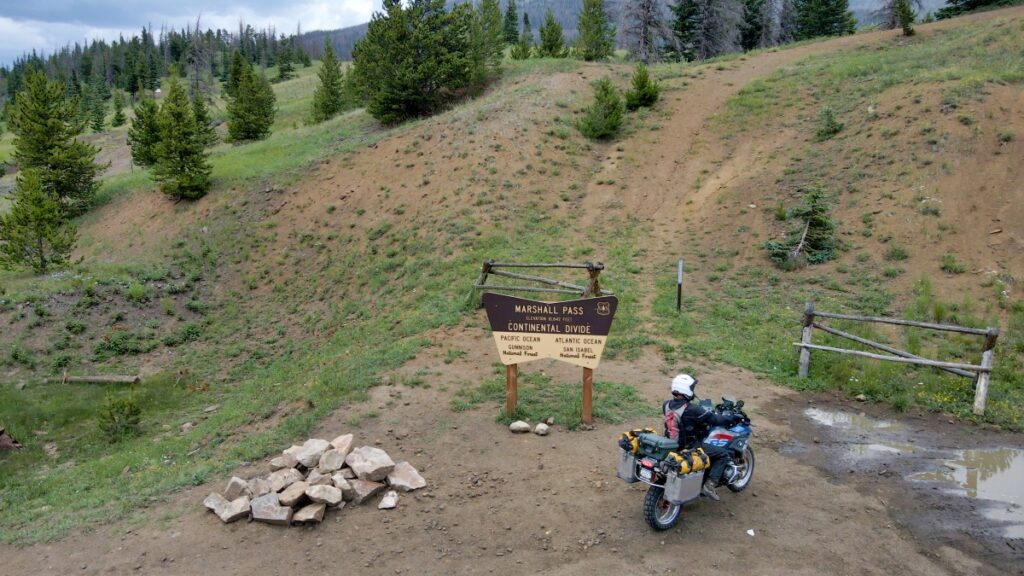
[482,293,618,369]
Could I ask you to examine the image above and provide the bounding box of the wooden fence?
[473,260,612,299]
[795,301,999,415]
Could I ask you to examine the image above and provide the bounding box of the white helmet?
[671,374,697,399]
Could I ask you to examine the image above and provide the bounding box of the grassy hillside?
[1,9,1023,545]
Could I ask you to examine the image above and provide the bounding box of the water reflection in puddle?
[848,443,915,456]
[911,448,1024,538]
[804,408,904,431]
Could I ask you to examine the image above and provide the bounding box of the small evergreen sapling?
[624,63,660,110]
[895,0,916,35]
[0,170,77,274]
[111,90,127,127]
[152,77,212,200]
[538,9,566,57]
[814,106,843,141]
[127,97,161,167]
[312,40,346,123]
[511,13,534,60]
[577,77,624,140]
[227,64,277,140]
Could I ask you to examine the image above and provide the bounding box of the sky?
[0,0,380,66]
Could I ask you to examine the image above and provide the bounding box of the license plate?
[639,468,653,480]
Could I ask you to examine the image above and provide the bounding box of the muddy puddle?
[911,448,1024,538]
[804,407,904,431]
[802,407,1024,540]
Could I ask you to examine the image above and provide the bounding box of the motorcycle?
[616,396,755,530]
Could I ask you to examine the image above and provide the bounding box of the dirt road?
[3,325,1020,576]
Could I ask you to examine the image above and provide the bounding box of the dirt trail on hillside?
[3,326,1020,576]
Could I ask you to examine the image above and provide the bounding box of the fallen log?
[46,375,141,385]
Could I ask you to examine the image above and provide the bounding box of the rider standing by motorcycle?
[662,374,743,502]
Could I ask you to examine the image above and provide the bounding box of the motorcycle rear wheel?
[643,485,681,530]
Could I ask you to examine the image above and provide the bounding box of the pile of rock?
[203,433,426,526]
[509,418,552,436]
[0,427,22,451]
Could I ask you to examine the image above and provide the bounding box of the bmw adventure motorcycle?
[616,396,755,530]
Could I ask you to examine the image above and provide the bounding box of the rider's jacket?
[663,398,737,449]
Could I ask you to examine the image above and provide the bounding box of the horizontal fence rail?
[472,260,613,299]
[795,301,999,416]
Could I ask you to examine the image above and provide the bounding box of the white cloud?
[0,1,380,66]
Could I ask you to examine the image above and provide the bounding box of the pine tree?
[192,95,218,147]
[538,9,566,57]
[477,0,506,76]
[895,0,916,35]
[352,0,478,124]
[503,0,520,44]
[227,64,277,140]
[312,40,346,123]
[90,94,107,132]
[577,77,624,140]
[577,0,616,61]
[625,62,660,109]
[277,41,296,82]
[511,13,534,59]
[876,0,922,28]
[672,0,744,61]
[9,71,102,216]
[127,97,161,167]
[111,91,127,126]
[0,170,77,274]
[225,51,247,98]
[741,0,767,50]
[152,77,212,200]
[796,0,856,39]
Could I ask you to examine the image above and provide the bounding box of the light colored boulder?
[293,502,327,524]
[251,493,293,525]
[279,481,309,507]
[203,492,228,514]
[350,479,386,504]
[247,477,273,498]
[217,496,251,523]
[387,462,426,492]
[305,484,344,507]
[345,446,395,481]
[509,421,530,433]
[317,449,347,472]
[292,438,331,469]
[340,468,356,479]
[224,476,249,500]
[267,468,304,492]
[306,469,333,486]
[378,490,399,510]
[270,453,298,471]
[533,423,550,436]
[329,433,354,456]
[332,474,355,501]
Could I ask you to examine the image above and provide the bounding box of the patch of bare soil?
[2,326,1019,575]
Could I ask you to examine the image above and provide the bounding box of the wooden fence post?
[582,367,594,424]
[799,301,815,378]
[506,364,519,418]
[972,328,999,416]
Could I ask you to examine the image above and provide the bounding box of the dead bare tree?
[874,0,924,29]
[757,0,779,48]
[621,0,676,62]
[674,0,743,61]
[777,0,799,44]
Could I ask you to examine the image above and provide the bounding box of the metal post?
[582,367,593,424]
[972,327,999,416]
[676,258,684,313]
[506,364,519,418]
[798,301,814,378]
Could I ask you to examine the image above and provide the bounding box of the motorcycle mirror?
[722,395,736,405]
[736,400,745,409]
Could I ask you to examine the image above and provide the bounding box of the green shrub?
[98,390,142,441]
[577,77,624,140]
[763,187,838,268]
[624,63,660,111]
[884,245,910,261]
[65,320,87,335]
[815,106,843,141]
[125,282,151,303]
[93,331,158,360]
[940,253,965,273]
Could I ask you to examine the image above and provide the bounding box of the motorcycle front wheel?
[727,445,755,493]
[643,485,681,530]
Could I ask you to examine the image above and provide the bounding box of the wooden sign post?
[482,293,618,424]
